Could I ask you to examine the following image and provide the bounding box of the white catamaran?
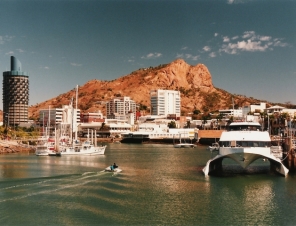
[203,121,289,176]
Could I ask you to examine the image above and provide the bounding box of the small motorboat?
[105,166,122,173]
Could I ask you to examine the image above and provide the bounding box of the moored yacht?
[203,121,289,176]
[59,140,106,156]
[174,132,196,148]
[121,123,198,144]
[35,137,56,156]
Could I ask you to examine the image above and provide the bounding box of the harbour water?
[0,143,296,225]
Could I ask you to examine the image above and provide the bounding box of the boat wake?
[0,170,121,203]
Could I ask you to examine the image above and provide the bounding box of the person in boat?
[113,163,118,169]
[110,164,114,171]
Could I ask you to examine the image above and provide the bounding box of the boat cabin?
[228,123,261,131]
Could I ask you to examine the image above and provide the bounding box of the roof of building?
[266,105,285,110]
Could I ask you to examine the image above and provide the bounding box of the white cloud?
[273,38,288,47]
[176,53,199,61]
[219,31,289,54]
[214,33,219,37]
[127,56,135,63]
[141,52,162,59]
[186,54,199,61]
[70,63,82,67]
[0,35,15,44]
[5,51,14,55]
[176,53,184,58]
[40,66,50,70]
[181,46,188,50]
[259,36,271,41]
[209,52,217,58]
[227,0,248,4]
[223,36,230,42]
[242,31,256,39]
[203,46,211,52]
[16,49,24,53]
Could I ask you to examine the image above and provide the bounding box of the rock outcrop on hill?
[28,58,266,119]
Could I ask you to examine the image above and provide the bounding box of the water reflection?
[0,144,295,225]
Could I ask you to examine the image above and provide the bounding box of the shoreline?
[0,140,35,154]
[0,138,206,154]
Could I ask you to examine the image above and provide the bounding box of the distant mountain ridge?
[28,58,275,120]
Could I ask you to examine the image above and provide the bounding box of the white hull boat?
[174,143,196,148]
[105,166,122,173]
[35,148,50,156]
[59,141,106,156]
[174,131,196,148]
[203,121,289,177]
[35,139,56,156]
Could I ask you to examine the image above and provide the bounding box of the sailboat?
[36,106,58,156]
[58,85,106,156]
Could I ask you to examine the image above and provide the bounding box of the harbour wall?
[283,138,296,172]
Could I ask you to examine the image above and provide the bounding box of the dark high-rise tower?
[3,56,29,127]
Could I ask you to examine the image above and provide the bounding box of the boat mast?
[70,96,73,145]
[75,85,78,141]
[232,96,234,119]
[48,105,50,137]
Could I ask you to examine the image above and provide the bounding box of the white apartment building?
[39,105,80,128]
[218,108,243,118]
[106,96,137,120]
[242,102,266,116]
[150,89,181,117]
[266,105,296,117]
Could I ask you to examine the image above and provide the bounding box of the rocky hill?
[28,58,271,120]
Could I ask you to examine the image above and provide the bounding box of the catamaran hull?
[203,152,288,177]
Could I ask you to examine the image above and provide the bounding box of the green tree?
[193,109,201,115]
[168,121,176,128]
[186,120,191,128]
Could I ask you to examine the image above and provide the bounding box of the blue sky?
[0,0,295,109]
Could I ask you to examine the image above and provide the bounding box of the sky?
[0,0,295,109]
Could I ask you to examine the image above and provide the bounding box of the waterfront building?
[265,105,285,114]
[77,119,132,138]
[242,102,266,116]
[138,115,168,123]
[39,105,80,136]
[265,105,296,117]
[150,89,181,117]
[39,105,81,126]
[106,96,137,121]
[81,111,104,123]
[281,109,296,117]
[2,56,29,127]
[218,108,243,118]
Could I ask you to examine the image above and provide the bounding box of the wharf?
[283,138,296,172]
[198,130,224,145]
